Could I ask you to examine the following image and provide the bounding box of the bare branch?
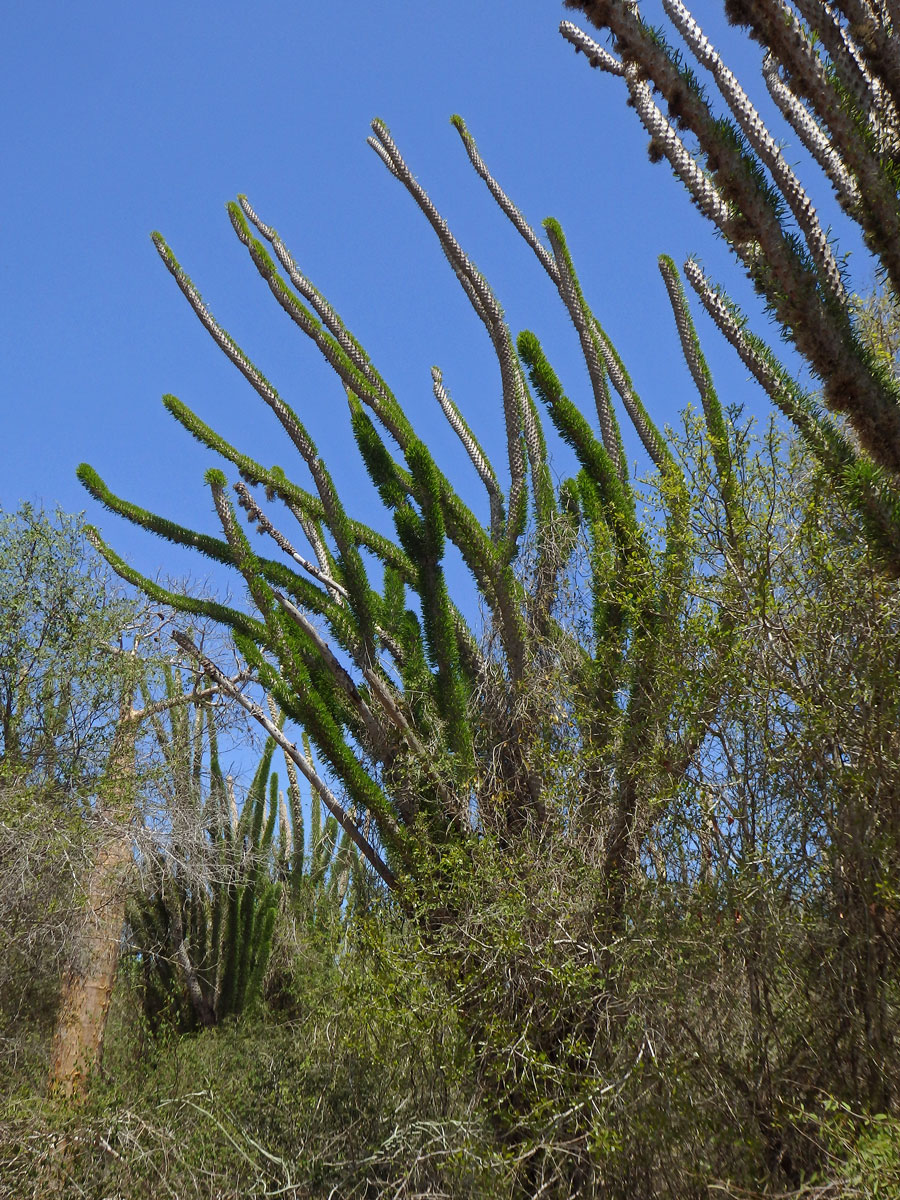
[233,481,349,599]
[171,632,397,890]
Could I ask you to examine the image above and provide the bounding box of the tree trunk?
[49,702,137,1098]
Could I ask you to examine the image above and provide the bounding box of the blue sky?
[3,1,863,591]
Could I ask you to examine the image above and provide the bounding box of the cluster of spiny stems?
[562,0,900,570]
[132,677,362,1031]
[81,118,748,913]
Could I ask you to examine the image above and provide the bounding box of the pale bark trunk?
[49,703,137,1098]
[48,826,133,1095]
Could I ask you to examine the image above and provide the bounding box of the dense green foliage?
[1,431,899,1199]
[5,427,900,1195]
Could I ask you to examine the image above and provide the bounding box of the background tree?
[46,644,244,1097]
[0,505,134,1090]
[0,505,254,1096]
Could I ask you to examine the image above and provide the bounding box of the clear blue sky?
[3,1,863,589]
